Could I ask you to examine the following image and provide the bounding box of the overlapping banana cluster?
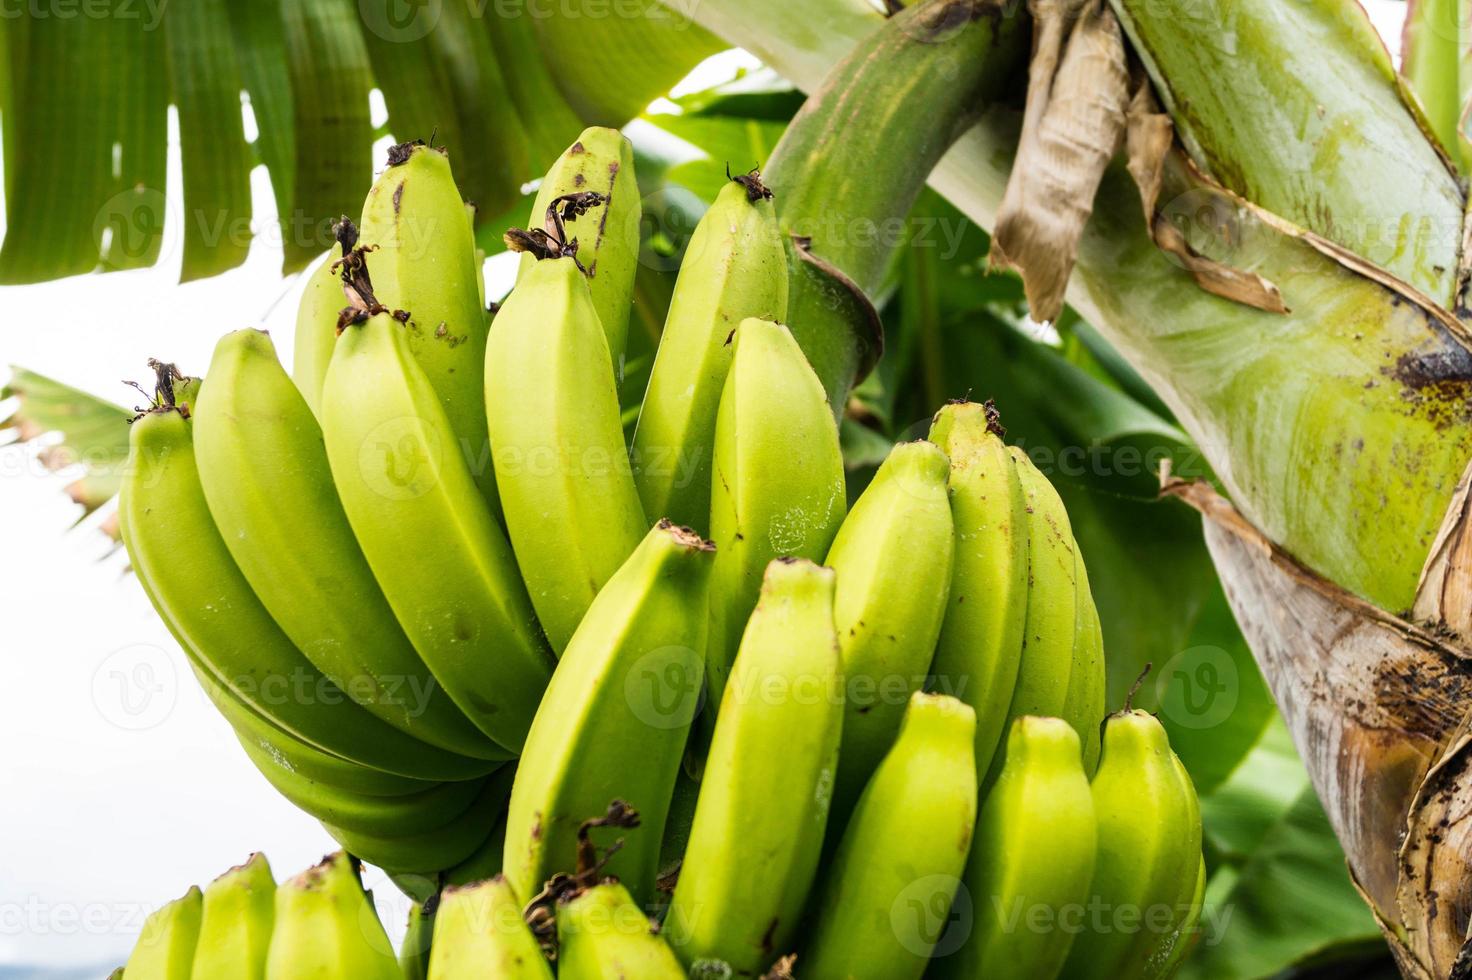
[120,128,1205,978]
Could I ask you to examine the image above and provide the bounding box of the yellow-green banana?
[264,853,399,979]
[190,854,275,980]
[321,768,515,875]
[516,127,640,380]
[503,520,713,907]
[429,876,552,980]
[360,142,496,501]
[557,881,684,980]
[485,254,648,654]
[322,306,554,754]
[704,317,846,718]
[400,901,434,980]
[826,439,954,818]
[664,558,842,975]
[124,886,201,979]
[804,692,977,980]
[936,716,1097,980]
[290,220,355,420]
[631,172,789,531]
[195,328,501,761]
[1063,551,1107,773]
[119,406,494,781]
[927,401,1030,784]
[1159,854,1207,978]
[1059,710,1203,980]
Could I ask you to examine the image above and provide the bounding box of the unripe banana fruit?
[516,127,640,380]
[665,558,843,975]
[705,317,846,719]
[429,876,552,979]
[264,852,399,979]
[557,881,685,980]
[936,716,1097,980]
[1059,709,1203,980]
[360,141,496,502]
[631,171,789,531]
[124,885,201,980]
[485,253,648,654]
[804,692,978,980]
[191,853,275,980]
[927,401,1029,782]
[290,234,350,421]
[503,520,714,907]
[826,439,954,818]
[323,304,554,754]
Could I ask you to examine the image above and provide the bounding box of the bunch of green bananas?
[120,127,1205,978]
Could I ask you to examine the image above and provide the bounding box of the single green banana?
[631,172,789,531]
[1062,551,1107,774]
[503,520,713,907]
[826,439,954,818]
[428,876,552,980]
[323,306,554,754]
[119,406,495,781]
[191,853,275,980]
[231,722,436,798]
[485,254,648,654]
[322,767,515,875]
[239,738,491,836]
[195,328,502,761]
[516,127,640,379]
[360,142,496,501]
[927,401,1030,784]
[400,901,434,980]
[664,558,843,975]
[804,692,978,980]
[264,853,399,979]
[988,448,1084,780]
[935,716,1097,980]
[1059,710,1203,980]
[465,201,485,308]
[290,220,356,420]
[557,881,684,980]
[704,317,846,719]
[124,886,202,979]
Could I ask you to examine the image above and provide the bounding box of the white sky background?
[0,3,1410,973]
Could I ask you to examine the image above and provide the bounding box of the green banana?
[360,141,496,501]
[503,520,713,907]
[1159,854,1207,978]
[194,328,502,761]
[804,692,977,980]
[465,201,485,308]
[264,853,399,979]
[826,439,954,818]
[321,767,515,875]
[516,127,640,379]
[190,854,275,980]
[290,219,356,420]
[429,876,552,980]
[1059,710,1203,980]
[927,401,1030,784]
[124,886,202,979]
[989,448,1094,780]
[664,558,843,975]
[704,317,846,718]
[631,171,789,531]
[936,716,1097,980]
[556,881,685,980]
[400,901,434,980]
[119,405,495,781]
[1063,551,1107,773]
[322,304,554,754]
[231,721,436,798]
[485,253,648,654]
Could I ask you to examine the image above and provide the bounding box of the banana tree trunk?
[672,0,1472,973]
